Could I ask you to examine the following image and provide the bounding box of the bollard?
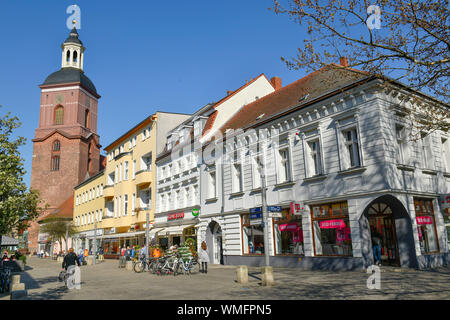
[11,283,25,292]
[10,290,27,300]
[57,256,64,263]
[236,265,248,284]
[10,274,21,285]
[87,257,93,266]
[125,261,133,271]
[261,266,274,286]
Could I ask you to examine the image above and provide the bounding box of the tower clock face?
[55,94,64,104]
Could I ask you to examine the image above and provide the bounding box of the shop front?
[100,228,146,258]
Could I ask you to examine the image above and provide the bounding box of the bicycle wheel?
[189,261,200,274]
[134,261,145,273]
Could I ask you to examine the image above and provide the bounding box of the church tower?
[28,27,102,252]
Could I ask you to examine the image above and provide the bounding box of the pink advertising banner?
[319,219,346,229]
[416,216,433,225]
[278,223,299,232]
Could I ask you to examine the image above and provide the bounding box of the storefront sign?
[416,216,433,225]
[249,207,262,214]
[250,213,262,220]
[336,227,351,241]
[168,212,184,221]
[192,208,200,217]
[278,223,299,232]
[319,219,345,229]
[292,230,303,243]
[268,206,282,212]
[269,212,282,218]
[291,202,306,215]
[250,218,263,226]
[440,194,450,209]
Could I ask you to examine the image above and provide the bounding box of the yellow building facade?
[73,112,190,257]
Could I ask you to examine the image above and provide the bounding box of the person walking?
[62,248,81,271]
[371,229,382,266]
[198,241,210,274]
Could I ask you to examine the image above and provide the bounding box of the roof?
[43,196,74,221]
[0,236,19,246]
[156,74,271,160]
[218,64,369,134]
[41,67,98,97]
[64,27,83,45]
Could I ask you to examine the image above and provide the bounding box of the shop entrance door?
[368,202,400,266]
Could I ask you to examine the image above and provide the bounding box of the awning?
[0,236,19,246]
[99,231,146,239]
[158,225,184,236]
[149,228,164,238]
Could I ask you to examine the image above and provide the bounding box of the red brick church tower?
[28,27,102,253]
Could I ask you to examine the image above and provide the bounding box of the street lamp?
[93,218,97,265]
[257,156,270,267]
[145,207,150,270]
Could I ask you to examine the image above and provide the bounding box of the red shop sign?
[416,216,432,225]
[278,223,299,232]
[168,212,184,221]
[319,219,345,229]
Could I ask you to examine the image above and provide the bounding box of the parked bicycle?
[0,267,11,293]
[134,255,158,273]
[175,255,200,275]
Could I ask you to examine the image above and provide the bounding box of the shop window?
[273,209,304,255]
[414,198,439,254]
[242,214,265,255]
[311,201,352,256]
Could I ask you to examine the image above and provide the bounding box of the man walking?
[62,248,81,271]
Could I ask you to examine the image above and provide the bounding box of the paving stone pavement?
[1,256,449,300]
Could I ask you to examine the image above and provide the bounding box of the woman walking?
[198,241,210,274]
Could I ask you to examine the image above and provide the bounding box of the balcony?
[103,185,114,199]
[135,170,152,188]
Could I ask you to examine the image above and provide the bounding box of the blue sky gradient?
[0,0,312,187]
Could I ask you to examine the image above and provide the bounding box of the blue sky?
[0,0,311,187]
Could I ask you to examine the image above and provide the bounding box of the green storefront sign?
[192,208,199,217]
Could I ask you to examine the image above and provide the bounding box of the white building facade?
[197,66,450,270]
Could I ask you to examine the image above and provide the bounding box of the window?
[129,139,132,149]
[232,163,243,193]
[306,139,322,176]
[54,106,64,125]
[132,193,136,214]
[118,196,121,217]
[84,109,89,128]
[252,157,261,189]
[140,189,151,209]
[114,197,117,218]
[132,160,136,179]
[99,209,102,221]
[242,214,265,255]
[120,145,124,153]
[420,133,433,169]
[208,170,216,199]
[441,137,450,172]
[193,185,199,205]
[124,161,129,180]
[115,166,118,184]
[96,186,99,198]
[396,125,409,164]
[53,140,61,151]
[278,148,291,183]
[185,187,190,208]
[133,137,136,147]
[414,199,439,254]
[123,194,128,216]
[51,156,60,171]
[311,201,352,256]
[273,209,304,255]
[175,190,181,209]
[100,184,103,196]
[119,163,122,182]
[160,194,165,212]
[343,129,361,168]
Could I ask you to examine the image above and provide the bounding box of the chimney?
[227,90,233,96]
[270,77,282,90]
[340,57,348,67]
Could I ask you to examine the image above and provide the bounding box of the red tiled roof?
[218,64,369,134]
[44,196,74,221]
[202,110,218,136]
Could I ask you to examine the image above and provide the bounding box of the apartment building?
[73,112,190,257]
[197,60,450,269]
[154,74,278,250]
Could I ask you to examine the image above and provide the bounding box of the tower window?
[53,140,61,151]
[66,50,70,63]
[54,106,64,125]
[84,109,90,128]
[52,156,60,171]
[73,50,78,63]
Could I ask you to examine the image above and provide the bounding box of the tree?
[0,108,44,235]
[39,218,76,254]
[271,0,449,138]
